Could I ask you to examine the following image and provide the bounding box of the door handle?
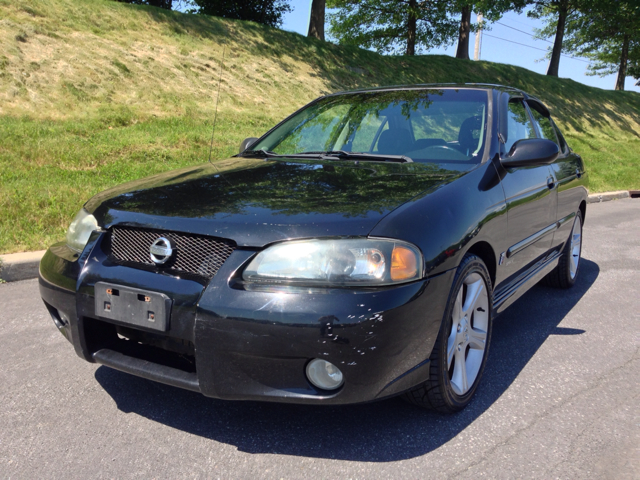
[576,168,582,179]
[547,177,556,189]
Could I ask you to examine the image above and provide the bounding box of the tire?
[544,210,583,289]
[404,254,493,413]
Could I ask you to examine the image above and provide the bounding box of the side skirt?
[493,251,561,316]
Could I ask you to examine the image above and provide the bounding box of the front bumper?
[39,233,454,405]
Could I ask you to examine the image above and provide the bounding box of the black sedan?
[39,84,588,412]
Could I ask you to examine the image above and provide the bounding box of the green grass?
[0,114,273,253]
[0,0,639,253]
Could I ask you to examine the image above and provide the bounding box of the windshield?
[250,89,489,167]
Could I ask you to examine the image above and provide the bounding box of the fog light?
[306,359,344,390]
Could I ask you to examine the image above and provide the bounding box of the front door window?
[504,99,536,154]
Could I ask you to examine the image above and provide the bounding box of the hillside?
[1,0,639,253]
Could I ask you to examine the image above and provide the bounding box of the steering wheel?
[426,145,457,151]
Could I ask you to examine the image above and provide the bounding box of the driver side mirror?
[501,138,559,168]
[239,137,259,154]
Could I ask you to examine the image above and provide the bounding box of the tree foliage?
[189,0,292,27]
[630,52,640,86]
[561,0,640,90]
[326,0,459,56]
[528,0,583,77]
[326,0,528,58]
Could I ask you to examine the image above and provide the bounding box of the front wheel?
[404,254,493,413]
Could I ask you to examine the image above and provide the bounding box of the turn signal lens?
[391,245,418,281]
[66,208,99,253]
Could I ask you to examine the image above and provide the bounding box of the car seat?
[458,116,482,156]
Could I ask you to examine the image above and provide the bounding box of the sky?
[281,0,640,93]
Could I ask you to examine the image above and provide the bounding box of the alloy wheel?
[447,272,489,395]
[569,216,582,279]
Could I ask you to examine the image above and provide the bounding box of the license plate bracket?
[94,282,171,332]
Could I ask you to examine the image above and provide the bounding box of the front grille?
[107,226,236,279]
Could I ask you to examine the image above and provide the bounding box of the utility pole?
[474,13,483,61]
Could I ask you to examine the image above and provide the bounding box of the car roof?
[326,83,554,115]
[328,83,532,98]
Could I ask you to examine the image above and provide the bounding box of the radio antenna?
[208,45,226,165]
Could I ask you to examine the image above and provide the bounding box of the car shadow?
[95,259,599,462]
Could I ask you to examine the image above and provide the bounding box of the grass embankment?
[1,0,639,253]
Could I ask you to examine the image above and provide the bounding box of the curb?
[0,250,46,283]
[0,191,636,283]
[587,190,631,204]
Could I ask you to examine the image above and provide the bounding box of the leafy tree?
[190,0,292,27]
[528,0,583,77]
[562,0,640,90]
[630,53,640,87]
[308,0,326,40]
[327,0,458,56]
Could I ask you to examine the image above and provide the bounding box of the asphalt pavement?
[1,199,638,479]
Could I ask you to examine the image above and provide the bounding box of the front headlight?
[65,208,99,253]
[242,238,423,286]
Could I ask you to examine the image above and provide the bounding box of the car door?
[526,100,585,250]
[497,96,558,285]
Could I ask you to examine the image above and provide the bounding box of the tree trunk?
[456,5,472,60]
[615,34,629,91]
[406,0,417,56]
[546,3,567,76]
[260,0,268,24]
[307,0,325,40]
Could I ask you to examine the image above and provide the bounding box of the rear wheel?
[545,210,583,289]
[404,254,493,413]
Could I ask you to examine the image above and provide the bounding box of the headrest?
[458,116,482,155]
[377,128,413,155]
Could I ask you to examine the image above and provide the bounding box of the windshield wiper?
[238,149,282,158]
[239,149,325,160]
[239,149,412,163]
[302,151,413,163]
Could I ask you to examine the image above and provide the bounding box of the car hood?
[86,157,458,247]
